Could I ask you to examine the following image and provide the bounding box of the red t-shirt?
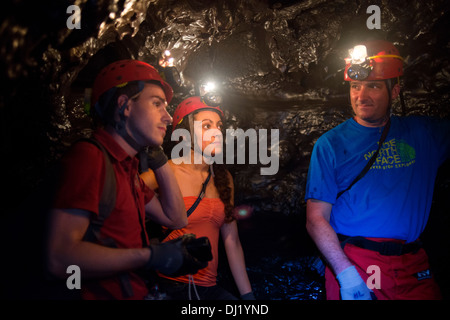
[53,128,154,299]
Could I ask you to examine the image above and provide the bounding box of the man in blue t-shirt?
[305,40,450,300]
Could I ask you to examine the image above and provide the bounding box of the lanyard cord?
[336,118,391,199]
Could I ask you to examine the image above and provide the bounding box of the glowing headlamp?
[198,80,223,107]
[158,49,182,90]
[347,45,373,80]
[159,50,175,68]
[346,44,404,80]
[349,45,368,64]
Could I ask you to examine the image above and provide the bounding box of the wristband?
[336,265,364,288]
[241,291,256,300]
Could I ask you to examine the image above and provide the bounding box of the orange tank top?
[160,196,225,287]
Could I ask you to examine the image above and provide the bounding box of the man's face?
[125,83,172,148]
[349,80,393,127]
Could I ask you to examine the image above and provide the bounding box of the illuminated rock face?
[2,0,449,215]
[1,0,449,299]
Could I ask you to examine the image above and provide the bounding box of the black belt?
[338,234,422,256]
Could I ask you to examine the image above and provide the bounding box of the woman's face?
[193,110,223,156]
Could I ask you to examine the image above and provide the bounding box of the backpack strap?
[81,138,117,243]
[79,138,135,299]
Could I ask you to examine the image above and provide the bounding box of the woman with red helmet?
[141,96,255,300]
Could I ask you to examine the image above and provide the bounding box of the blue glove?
[336,266,374,300]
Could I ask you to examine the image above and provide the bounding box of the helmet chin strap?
[385,79,393,118]
[115,100,143,152]
[385,78,407,117]
[115,121,143,152]
[188,113,195,150]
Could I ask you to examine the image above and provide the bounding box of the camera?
[186,237,213,262]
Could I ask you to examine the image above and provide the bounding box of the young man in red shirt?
[47,60,211,299]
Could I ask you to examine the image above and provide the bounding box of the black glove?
[145,234,212,277]
[147,146,168,170]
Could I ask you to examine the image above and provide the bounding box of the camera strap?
[187,167,212,217]
[158,167,212,242]
[336,118,391,200]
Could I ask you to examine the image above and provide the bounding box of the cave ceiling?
[1,0,449,213]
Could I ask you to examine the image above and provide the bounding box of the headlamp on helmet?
[344,40,404,81]
[198,80,223,107]
[346,45,373,80]
[158,50,183,90]
[159,50,175,68]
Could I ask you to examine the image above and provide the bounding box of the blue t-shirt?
[305,116,450,242]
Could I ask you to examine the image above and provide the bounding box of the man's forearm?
[306,200,352,275]
[47,209,151,279]
[153,163,187,227]
[306,218,352,275]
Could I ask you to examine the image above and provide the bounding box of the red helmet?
[92,59,173,106]
[344,40,404,81]
[172,96,224,132]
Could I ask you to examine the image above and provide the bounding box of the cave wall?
[2,0,449,216]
